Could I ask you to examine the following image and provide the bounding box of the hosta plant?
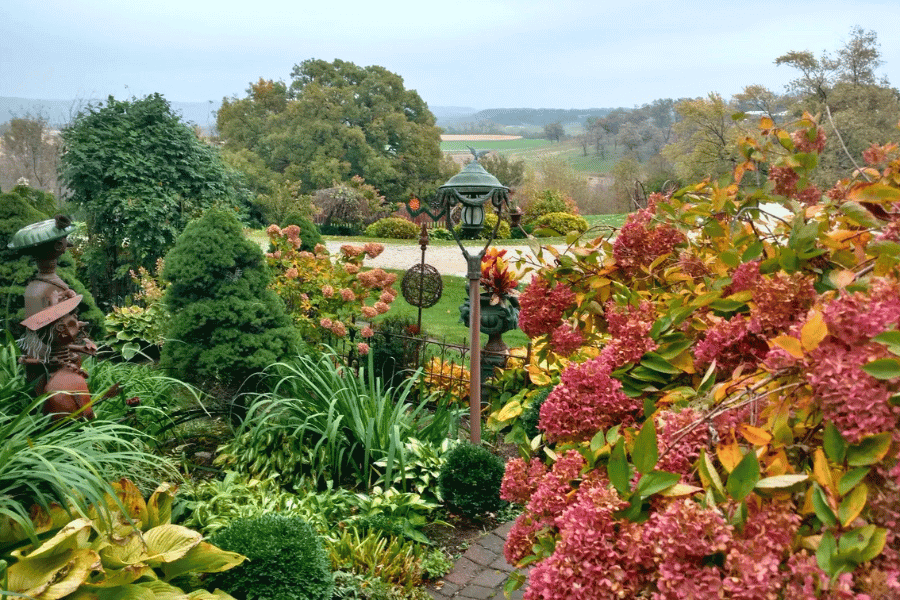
[497,115,900,599]
[2,479,244,600]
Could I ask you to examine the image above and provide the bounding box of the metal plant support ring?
[401,263,443,309]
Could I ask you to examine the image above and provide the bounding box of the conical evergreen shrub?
[161,208,298,390]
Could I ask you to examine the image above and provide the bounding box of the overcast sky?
[2,0,899,111]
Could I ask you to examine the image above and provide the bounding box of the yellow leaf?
[812,449,836,494]
[717,440,743,473]
[659,483,704,497]
[839,483,868,527]
[739,424,772,447]
[801,311,828,352]
[759,116,774,130]
[496,399,523,422]
[771,335,803,359]
[829,269,856,289]
[669,351,696,374]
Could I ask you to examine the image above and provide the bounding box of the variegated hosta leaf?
[7,548,101,600]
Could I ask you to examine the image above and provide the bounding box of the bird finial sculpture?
[467,146,491,161]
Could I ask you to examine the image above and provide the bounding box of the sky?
[3,0,900,111]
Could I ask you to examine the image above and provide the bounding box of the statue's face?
[53,313,82,345]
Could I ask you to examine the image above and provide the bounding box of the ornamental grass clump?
[438,443,506,517]
[208,514,333,600]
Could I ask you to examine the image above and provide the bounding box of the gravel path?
[324,240,555,277]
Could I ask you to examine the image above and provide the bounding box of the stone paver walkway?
[428,521,528,600]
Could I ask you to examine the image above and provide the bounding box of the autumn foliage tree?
[493,114,900,599]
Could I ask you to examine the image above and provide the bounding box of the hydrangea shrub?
[498,114,900,599]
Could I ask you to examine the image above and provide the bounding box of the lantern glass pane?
[462,204,484,228]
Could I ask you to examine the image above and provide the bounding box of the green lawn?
[377,269,530,350]
[440,139,554,153]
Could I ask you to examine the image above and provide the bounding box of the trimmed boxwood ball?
[522,386,554,440]
[365,217,419,239]
[209,514,333,600]
[533,212,589,237]
[438,443,506,517]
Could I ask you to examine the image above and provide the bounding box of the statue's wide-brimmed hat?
[7,218,76,251]
[20,295,82,331]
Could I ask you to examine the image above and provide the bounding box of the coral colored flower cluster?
[265,229,396,345]
[518,277,576,339]
[769,166,800,197]
[538,358,641,442]
[613,194,686,274]
[549,323,583,357]
[723,260,761,295]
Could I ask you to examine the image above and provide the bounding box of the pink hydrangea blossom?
[266,224,282,236]
[361,306,377,319]
[549,323,583,356]
[357,342,370,355]
[374,301,390,314]
[694,315,768,376]
[363,242,384,258]
[360,326,374,339]
[331,321,347,337]
[284,268,298,279]
[319,317,333,329]
[339,288,356,302]
[747,273,815,337]
[526,451,586,521]
[613,194,686,274]
[792,125,826,154]
[655,408,709,478]
[501,457,548,504]
[322,285,334,298]
[518,277,576,338]
[538,356,641,443]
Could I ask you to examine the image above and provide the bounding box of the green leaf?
[872,330,900,355]
[710,298,748,312]
[725,450,759,502]
[655,338,692,360]
[847,432,892,466]
[632,419,658,475]
[590,429,606,453]
[636,471,681,497]
[816,530,837,576]
[607,438,630,495]
[823,421,847,464]
[838,467,870,496]
[779,247,799,272]
[812,484,837,527]
[861,358,900,380]
[840,201,884,227]
[741,241,764,262]
[698,449,725,495]
[640,353,681,375]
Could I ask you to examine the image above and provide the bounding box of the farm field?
[440,136,622,175]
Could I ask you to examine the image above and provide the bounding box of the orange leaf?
[801,311,828,352]
[812,449,836,495]
[739,424,772,447]
[717,440,743,473]
[759,116,775,131]
[771,335,803,359]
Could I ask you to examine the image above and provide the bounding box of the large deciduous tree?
[776,26,900,184]
[217,60,444,203]
[663,93,742,181]
[59,93,240,305]
[0,115,61,196]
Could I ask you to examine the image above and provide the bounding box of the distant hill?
[446,107,619,128]
[1,97,618,132]
[0,97,220,128]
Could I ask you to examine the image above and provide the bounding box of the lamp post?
[406,155,512,444]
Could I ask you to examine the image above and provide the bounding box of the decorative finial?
[467,146,490,161]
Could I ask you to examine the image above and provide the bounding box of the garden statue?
[8,215,98,419]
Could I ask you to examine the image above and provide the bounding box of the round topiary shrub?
[161,208,298,391]
[365,217,419,239]
[280,212,322,252]
[533,212,589,237]
[208,514,333,600]
[523,190,577,225]
[438,443,506,517]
